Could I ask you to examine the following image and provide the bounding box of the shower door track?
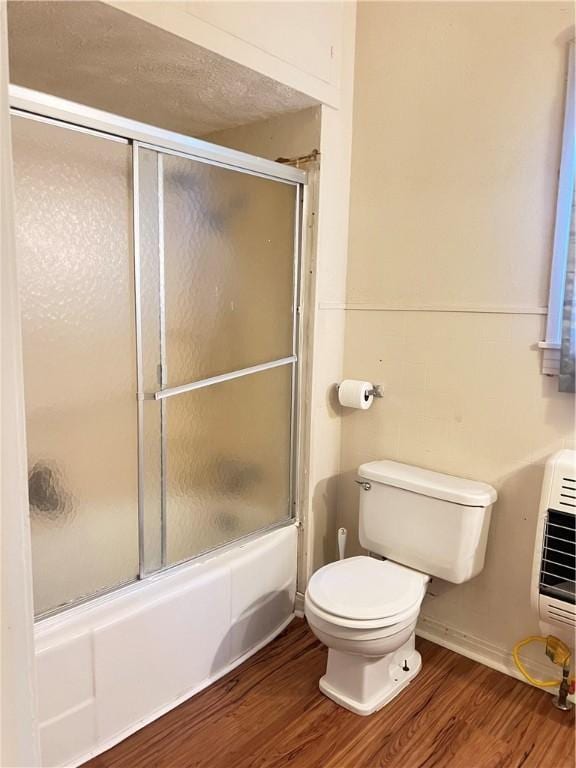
[9,85,306,185]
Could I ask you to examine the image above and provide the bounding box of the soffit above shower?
[7,0,318,138]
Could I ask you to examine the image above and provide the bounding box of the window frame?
[540,42,575,375]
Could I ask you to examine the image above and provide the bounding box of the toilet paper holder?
[365,384,384,399]
[337,383,384,398]
[336,380,385,410]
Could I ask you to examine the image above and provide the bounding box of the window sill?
[538,341,561,376]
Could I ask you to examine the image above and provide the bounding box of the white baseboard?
[294,591,305,617]
[416,615,567,696]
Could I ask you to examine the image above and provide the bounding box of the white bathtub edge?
[36,526,298,767]
[65,613,296,768]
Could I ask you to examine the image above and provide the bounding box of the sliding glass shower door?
[11,115,139,615]
[12,110,302,616]
[137,147,299,571]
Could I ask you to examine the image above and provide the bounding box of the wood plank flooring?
[84,618,575,768]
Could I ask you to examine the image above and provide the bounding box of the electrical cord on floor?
[512,635,575,690]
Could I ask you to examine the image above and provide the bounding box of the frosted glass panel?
[11,115,138,615]
[165,366,292,565]
[163,155,297,387]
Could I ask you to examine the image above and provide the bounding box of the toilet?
[305,460,497,716]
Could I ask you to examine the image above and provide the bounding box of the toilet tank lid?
[358,460,497,507]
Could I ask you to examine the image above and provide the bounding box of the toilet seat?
[305,597,419,640]
[306,556,428,629]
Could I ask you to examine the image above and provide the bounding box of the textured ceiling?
[7,1,317,137]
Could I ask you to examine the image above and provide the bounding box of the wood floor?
[84,618,575,768]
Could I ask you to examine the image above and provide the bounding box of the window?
[540,41,575,391]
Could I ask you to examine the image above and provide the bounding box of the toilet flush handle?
[355,480,372,491]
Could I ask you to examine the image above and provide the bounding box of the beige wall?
[204,106,320,160]
[341,1,575,660]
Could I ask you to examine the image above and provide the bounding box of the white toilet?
[305,460,497,716]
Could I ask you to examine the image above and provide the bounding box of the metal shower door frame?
[11,85,307,610]
[134,142,304,575]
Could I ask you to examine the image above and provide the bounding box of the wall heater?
[531,449,576,645]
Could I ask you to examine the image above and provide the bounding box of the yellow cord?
[513,636,561,687]
[512,636,574,688]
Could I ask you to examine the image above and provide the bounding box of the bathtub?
[35,524,297,767]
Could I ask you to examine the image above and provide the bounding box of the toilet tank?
[358,461,497,584]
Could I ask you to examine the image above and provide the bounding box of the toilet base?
[319,634,421,716]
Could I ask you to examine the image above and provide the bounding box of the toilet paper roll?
[338,380,374,410]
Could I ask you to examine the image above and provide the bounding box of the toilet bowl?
[304,459,497,716]
[305,556,429,715]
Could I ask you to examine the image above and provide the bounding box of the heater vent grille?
[546,602,576,628]
[539,509,575,605]
[558,476,576,509]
